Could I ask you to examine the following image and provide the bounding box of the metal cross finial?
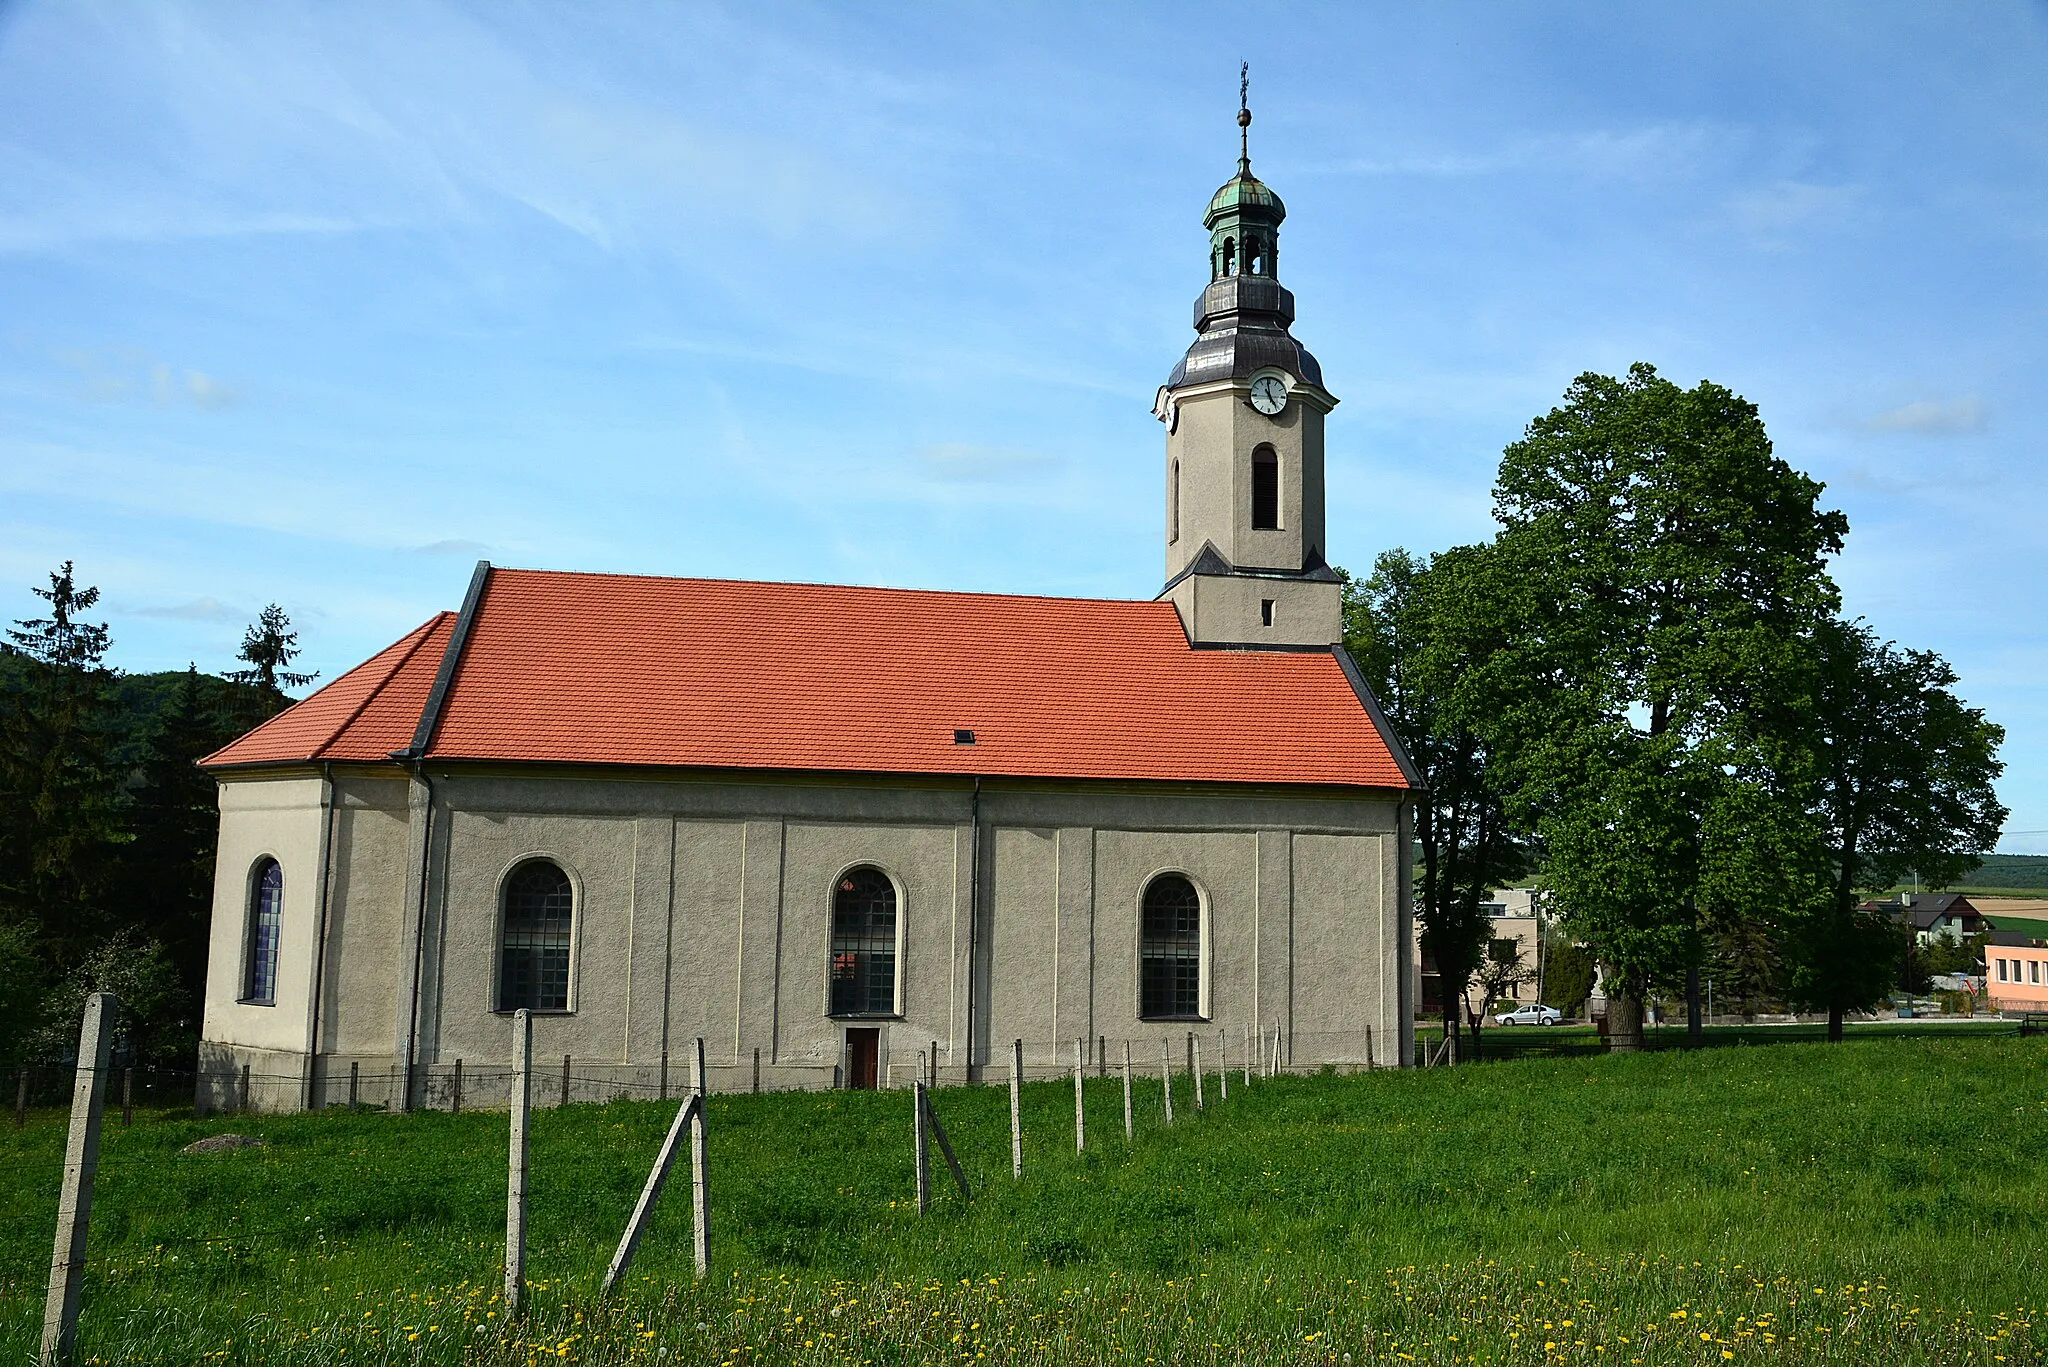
[1237,62,1252,171]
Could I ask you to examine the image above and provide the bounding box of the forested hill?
[1930,853,2048,892]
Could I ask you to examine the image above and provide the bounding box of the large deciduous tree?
[1345,545,1529,1056]
[1785,616,2005,1039]
[1485,364,1848,1051]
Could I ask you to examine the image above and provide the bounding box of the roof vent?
[954,729,976,745]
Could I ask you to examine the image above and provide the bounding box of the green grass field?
[3,1032,2043,1365]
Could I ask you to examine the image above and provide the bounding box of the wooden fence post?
[15,1067,26,1128]
[752,1046,761,1094]
[238,1063,250,1114]
[1008,1040,1023,1180]
[601,1094,701,1294]
[348,1061,359,1109]
[560,1054,571,1107]
[1072,1039,1085,1153]
[693,1037,706,1098]
[913,1082,931,1215]
[1160,1039,1174,1125]
[121,1067,133,1130]
[505,1010,532,1314]
[1365,1024,1374,1070]
[929,1040,939,1087]
[659,1049,668,1102]
[1121,1041,1134,1140]
[40,991,117,1367]
[452,1059,463,1115]
[1192,1038,1205,1112]
[1097,1035,1106,1078]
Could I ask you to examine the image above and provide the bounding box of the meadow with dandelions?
[2,1034,2043,1364]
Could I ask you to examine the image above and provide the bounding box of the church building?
[197,101,1421,1111]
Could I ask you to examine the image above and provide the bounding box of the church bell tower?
[1155,73,1341,647]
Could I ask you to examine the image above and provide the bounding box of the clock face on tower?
[1249,375,1288,415]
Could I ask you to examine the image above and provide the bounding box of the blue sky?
[3,3,2046,849]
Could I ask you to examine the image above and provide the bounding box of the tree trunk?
[1686,961,1703,1047]
[1827,1004,1845,1043]
[1607,978,1646,1053]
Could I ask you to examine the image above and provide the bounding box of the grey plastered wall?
[202,764,1412,1107]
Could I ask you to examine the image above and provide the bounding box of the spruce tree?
[0,562,129,967]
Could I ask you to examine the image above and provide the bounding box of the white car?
[1495,1003,1564,1027]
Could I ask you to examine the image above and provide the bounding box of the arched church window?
[830,866,899,1017]
[499,859,574,1012]
[1251,444,1279,530]
[242,858,283,1004]
[1247,237,1265,275]
[1221,236,1237,276]
[1170,459,1181,543]
[1140,873,1204,1020]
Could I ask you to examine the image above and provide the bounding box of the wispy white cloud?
[1860,396,1989,435]
[1727,180,1862,244]
[406,539,492,557]
[130,595,240,622]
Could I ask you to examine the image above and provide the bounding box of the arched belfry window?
[1139,873,1204,1020]
[1246,237,1266,276]
[831,867,899,1017]
[1251,444,1279,530]
[1221,236,1237,276]
[1170,459,1181,543]
[499,859,573,1012]
[242,858,283,1004]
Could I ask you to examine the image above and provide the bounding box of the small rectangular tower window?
[1260,599,1274,627]
[1251,445,1279,530]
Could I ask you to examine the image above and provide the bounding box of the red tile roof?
[205,568,1412,790]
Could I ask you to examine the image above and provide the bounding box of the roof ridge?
[486,565,1181,610]
[308,613,454,761]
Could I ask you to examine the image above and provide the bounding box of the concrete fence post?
[1243,1023,1253,1086]
[505,1010,532,1314]
[912,1082,931,1215]
[1192,1038,1205,1112]
[693,1037,706,1099]
[1008,1040,1023,1180]
[1217,1032,1228,1102]
[1160,1039,1174,1126]
[1121,1041,1133,1140]
[42,991,117,1367]
[689,1080,709,1279]
[1072,1038,1086,1153]
[602,1092,701,1295]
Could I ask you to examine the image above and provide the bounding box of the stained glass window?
[243,858,283,1004]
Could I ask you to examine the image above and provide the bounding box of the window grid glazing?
[831,868,898,1018]
[499,861,573,1012]
[1140,874,1203,1020]
[244,858,283,1004]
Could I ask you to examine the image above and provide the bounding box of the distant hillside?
[1879,853,2048,895]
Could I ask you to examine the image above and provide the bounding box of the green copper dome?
[1204,171,1285,228]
